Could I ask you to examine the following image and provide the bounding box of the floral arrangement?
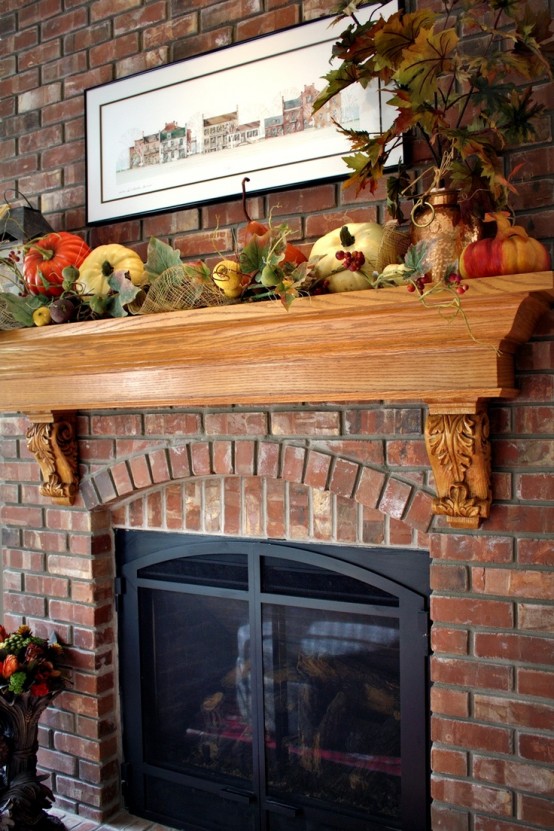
[0,193,549,334]
[0,214,526,334]
[314,0,554,221]
[0,201,318,331]
[0,625,67,697]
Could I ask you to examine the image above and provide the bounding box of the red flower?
[30,682,49,697]
[2,655,19,678]
[25,643,45,662]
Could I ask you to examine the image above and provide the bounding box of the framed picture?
[85,0,400,224]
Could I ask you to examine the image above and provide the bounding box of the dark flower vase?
[0,691,65,831]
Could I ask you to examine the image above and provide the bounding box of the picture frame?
[85,0,400,224]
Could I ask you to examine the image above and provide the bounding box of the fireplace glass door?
[117,533,429,831]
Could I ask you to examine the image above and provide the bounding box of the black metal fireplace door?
[116,532,430,831]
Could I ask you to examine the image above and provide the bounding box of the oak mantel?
[1,271,553,526]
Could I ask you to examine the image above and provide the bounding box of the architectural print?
[127,85,343,170]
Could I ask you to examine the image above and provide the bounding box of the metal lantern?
[0,192,54,294]
[0,193,54,244]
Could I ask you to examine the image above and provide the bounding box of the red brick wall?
[1,1,553,830]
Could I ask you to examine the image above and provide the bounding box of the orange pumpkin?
[459,212,550,279]
[242,220,307,266]
[23,231,91,296]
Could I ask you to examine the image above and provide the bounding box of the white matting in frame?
[85,1,400,223]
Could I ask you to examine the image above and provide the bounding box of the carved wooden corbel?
[25,411,79,505]
[425,401,491,529]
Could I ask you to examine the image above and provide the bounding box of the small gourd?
[78,244,146,295]
[309,223,383,292]
[459,212,551,279]
[212,260,245,298]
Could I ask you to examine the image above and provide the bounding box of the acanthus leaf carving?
[25,412,79,506]
[426,413,476,482]
[425,404,491,529]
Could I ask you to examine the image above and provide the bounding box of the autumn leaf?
[182,260,212,285]
[330,17,384,64]
[312,63,362,112]
[395,28,458,103]
[373,9,436,71]
[240,226,287,276]
[239,233,270,275]
[513,7,554,77]
[497,87,546,144]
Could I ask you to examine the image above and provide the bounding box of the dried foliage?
[315,0,554,219]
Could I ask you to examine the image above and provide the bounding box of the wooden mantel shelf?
[1,271,553,527]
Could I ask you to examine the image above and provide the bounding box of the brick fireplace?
[1,0,553,829]
[1,336,554,831]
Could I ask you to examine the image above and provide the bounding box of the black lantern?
[0,191,54,244]
[0,192,54,295]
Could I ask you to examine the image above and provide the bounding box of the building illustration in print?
[127,85,345,170]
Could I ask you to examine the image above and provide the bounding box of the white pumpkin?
[309,223,384,291]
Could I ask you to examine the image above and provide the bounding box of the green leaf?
[8,671,27,694]
[0,292,46,327]
[403,241,431,277]
[144,236,182,281]
[107,269,143,317]
[86,294,110,315]
[497,87,546,144]
[175,261,213,306]
[62,265,80,292]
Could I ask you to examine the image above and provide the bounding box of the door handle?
[220,786,255,804]
[265,799,302,817]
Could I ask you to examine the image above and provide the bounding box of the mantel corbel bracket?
[24,411,79,506]
[425,400,491,529]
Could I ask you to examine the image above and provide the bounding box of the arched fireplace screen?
[116,533,430,831]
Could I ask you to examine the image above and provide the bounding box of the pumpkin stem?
[489,211,529,240]
[29,244,54,261]
[339,226,356,247]
[101,260,114,276]
[242,177,252,222]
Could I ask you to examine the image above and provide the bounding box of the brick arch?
[79,439,435,539]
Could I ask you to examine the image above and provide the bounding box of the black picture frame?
[85,1,400,224]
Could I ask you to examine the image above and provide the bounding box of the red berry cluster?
[335,249,366,272]
[446,272,469,295]
[8,249,21,263]
[406,274,432,293]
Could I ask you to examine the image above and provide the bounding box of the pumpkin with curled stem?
[23,231,91,297]
[77,243,146,295]
[212,260,246,298]
[459,212,551,279]
[309,223,384,292]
